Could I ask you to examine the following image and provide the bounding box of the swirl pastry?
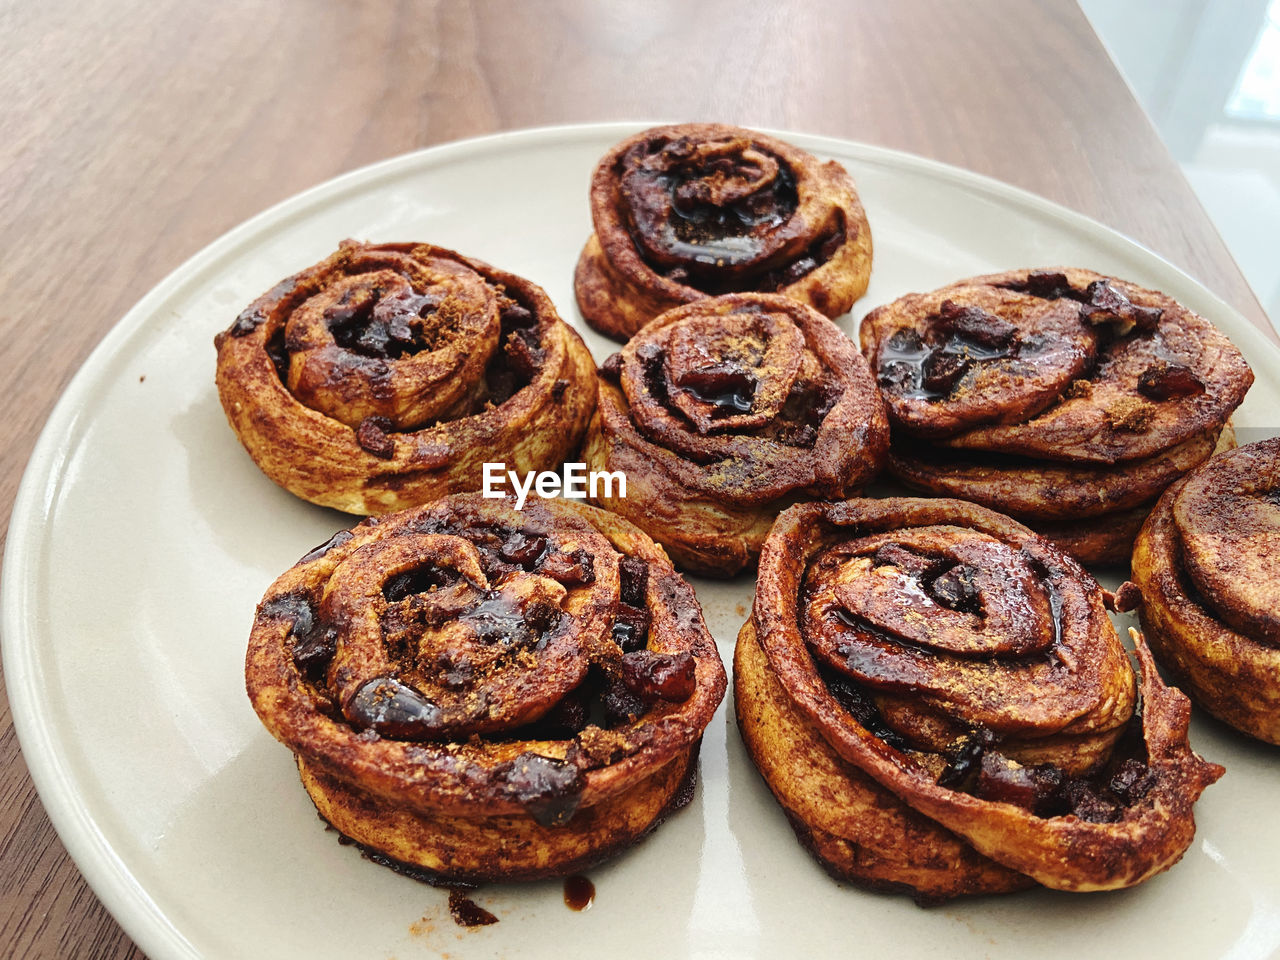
[575,123,872,340]
[862,268,1253,564]
[582,293,889,576]
[245,493,726,883]
[215,241,596,514]
[1129,438,1280,744]
[735,497,1222,900]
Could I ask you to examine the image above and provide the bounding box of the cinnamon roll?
[1129,438,1280,744]
[863,268,1253,564]
[582,293,889,576]
[215,241,596,514]
[245,493,726,883]
[735,497,1222,900]
[575,123,872,340]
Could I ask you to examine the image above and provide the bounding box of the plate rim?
[3,120,1277,960]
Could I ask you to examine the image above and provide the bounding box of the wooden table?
[0,1,1270,956]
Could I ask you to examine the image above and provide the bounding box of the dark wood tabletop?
[0,1,1270,957]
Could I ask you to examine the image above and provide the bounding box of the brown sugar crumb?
[1064,379,1093,400]
[419,294,468,346]
[576,725,632,766]
[409,915,436,937]
[1106,396,1156,432]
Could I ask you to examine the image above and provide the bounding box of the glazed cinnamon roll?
[575,123,872,340]
[1129,438,1280,744]
[582,293,889,576]
[863,268,1253,564]
[735,497,1222,900]
[245,493,726,883]
[215,241,596,514]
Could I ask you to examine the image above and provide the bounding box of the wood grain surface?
[0,1,1270,957]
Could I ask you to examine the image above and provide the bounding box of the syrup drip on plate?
[563,874,595,911]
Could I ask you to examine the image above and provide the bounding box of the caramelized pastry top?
[577,123,872,339]
[610,127,839,294]
[1127,438,1280,744]
[863,268,1253,464]
[214,241,597,513]
[750,497,1222,891]
[245,495,726,822]
[600,293,888,502]
[1170,437,1280,644]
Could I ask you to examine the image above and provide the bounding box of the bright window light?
[1228,0,1280,120]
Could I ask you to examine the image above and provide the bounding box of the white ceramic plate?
[5,124,1280,960]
